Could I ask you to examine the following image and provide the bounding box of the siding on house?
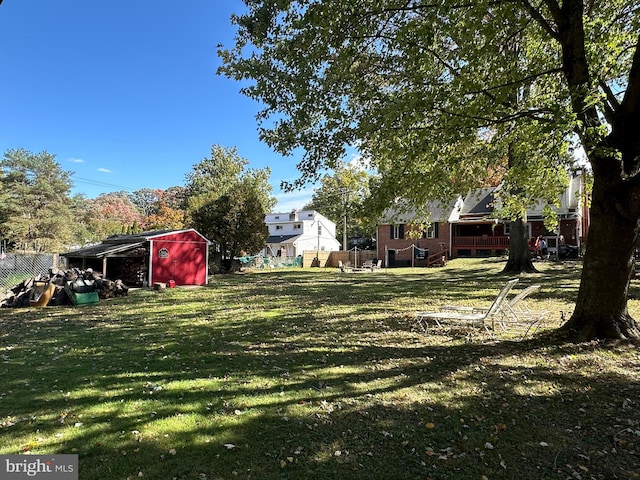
[377,198,461,267]
[264,210,341,257]
[379,221,451,267]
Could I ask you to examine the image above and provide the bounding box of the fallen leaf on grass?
[223,444,236,450]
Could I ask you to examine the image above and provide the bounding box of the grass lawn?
[1,258,639,479]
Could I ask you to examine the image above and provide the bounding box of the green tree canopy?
[191,185,269,268]
[184,144,276,214]
[220,0,640,341]
[0,148,75,252]
[185,144,275,269]
[303,161,375,248]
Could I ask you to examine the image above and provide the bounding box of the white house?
[263,210,341,257]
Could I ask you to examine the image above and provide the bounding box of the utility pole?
[341,188,348,251]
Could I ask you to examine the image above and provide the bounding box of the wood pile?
[1,268,129,308]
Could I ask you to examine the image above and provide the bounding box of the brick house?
[377,170,589,265]
[377,197,464,267]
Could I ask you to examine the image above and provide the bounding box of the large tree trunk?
[553,3,640,341]
[502,217,538,274]
[560,171,640,341]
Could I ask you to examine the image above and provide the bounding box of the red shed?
[63,229,211,287]
[147,229,210,286]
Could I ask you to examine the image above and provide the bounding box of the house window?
[275,225,283,230]
[274,216,280,220]
[293,223,302,229]
[391,224,405,239]
[504,222,532,238]
[422,223,439,239]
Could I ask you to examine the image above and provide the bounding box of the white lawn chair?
[415,278,519,335]
[339,260,352,272]
[442,284,549,338]
[498,285,549,338]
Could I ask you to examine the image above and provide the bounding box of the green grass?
[1,258,639,479]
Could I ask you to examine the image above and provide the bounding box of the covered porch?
[451,222,509,257]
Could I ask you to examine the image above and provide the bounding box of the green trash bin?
[65,281,99,306]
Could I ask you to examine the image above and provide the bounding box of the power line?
[71,175,135,192]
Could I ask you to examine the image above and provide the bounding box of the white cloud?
[97,168,112,173]
[348,152,373,171]
[68,157,85,163]
[273,187,315,213]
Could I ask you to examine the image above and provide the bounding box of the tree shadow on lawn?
[1,295,639,479]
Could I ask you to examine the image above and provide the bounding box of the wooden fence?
[302,250,378,268]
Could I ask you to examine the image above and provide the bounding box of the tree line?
[0,146,275,268]
[0,145,379,261]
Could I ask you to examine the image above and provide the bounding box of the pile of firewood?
[1,268,129,308]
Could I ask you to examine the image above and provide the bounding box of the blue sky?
[0,0,315,212]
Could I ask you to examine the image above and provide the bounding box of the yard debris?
[1,267,128,308]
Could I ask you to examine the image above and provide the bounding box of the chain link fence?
[0,253,67,291]
[237,254,303,269]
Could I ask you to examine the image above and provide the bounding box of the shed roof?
[63,241,146,258]
[100,230,176,244]
[63,229,209,259]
